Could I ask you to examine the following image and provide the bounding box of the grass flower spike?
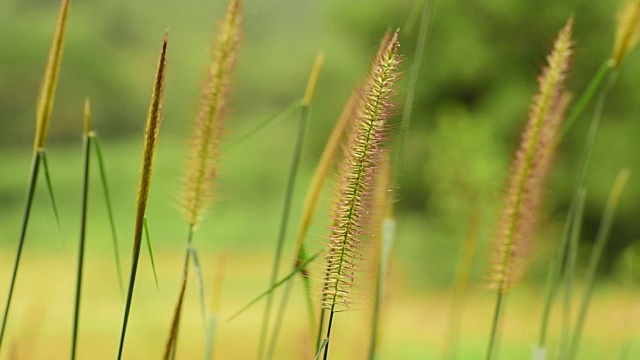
[612,0,640,68]
[319,29,401,359]
[117,31,168,359]
[486,19,573,360]
[490,19,573,294]
[183,0,241,228]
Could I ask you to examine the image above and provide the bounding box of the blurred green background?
[0,0,638,358]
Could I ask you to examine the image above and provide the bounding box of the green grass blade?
[369,218,396,360]
[92,135,125,295]
[258,98,313,360]
[486,291,505,360]
[314,338,329,360]
[0,153,41,350]
[559,188,587,358]
[71,131,92,360]
[204,316,218,360]
[189,244,207,330]
[567,169,630,360]
[143,217,159,288]
[561,61,612,138]
[39,149,62,233]
[227,251,321,322]
[537,195,576,350]
[223,99,302,152]
[393,0,435,184]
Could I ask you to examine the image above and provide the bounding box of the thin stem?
[393,0,435,186]
[537,199,575,348]
[561,61,612,138]
[167,225,195,360]
[486,291,505,360]
[0,151,41,351]
[315,308,326,351]
[258,103,310,359]
[322,308,336,360]
[559,189,587,358]
[71,135,92,359]
[567,170,629,360]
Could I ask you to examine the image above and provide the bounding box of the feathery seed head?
[612,0,640,68]
[183,0,242,227]
[321,30,401,312]
[134,31,168,240]
[490,19,573,294]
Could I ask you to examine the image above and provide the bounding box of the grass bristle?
[612,0,640,68]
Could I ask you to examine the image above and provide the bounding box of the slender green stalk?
[620,249,635,360]
[485,291,504,360]
[537,197,576,350]
[368,219,396,360]
[258,54,322,360]
[561,61,612,138]
[393,0,434,185]
[559,188,587,358]
[567,169,630,360]
[165,226,194,360]
[315,308,326,352]
[314,339,329,360]
[443,210,479,360]
[71,100,92,360]
[0,153,41,349]
[92,136,125,294]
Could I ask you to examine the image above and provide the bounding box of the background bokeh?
[0,0,638,358]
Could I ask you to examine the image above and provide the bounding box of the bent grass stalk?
[486,19,573,360]
[320,30,401,360]
[259,52,323,360]
[0,0,70,350]
[166,0,242,356]
[117,31,168,360]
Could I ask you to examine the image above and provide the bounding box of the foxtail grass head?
[135,31,168,238]
[33,0,71,151]
[183,0,242,228]
[489,19,573,294]
[612,0,640,68]
[321,30,401,312]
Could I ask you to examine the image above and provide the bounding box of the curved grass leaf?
[92,135,125,295]
[143,217,159,288]
[227,251,321,322]
[223,99,303,152]
[39,150,62,234]
[189,244,207,329]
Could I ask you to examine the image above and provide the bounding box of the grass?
[1,0,639,359]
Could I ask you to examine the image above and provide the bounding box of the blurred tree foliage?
[0,0,638,286]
